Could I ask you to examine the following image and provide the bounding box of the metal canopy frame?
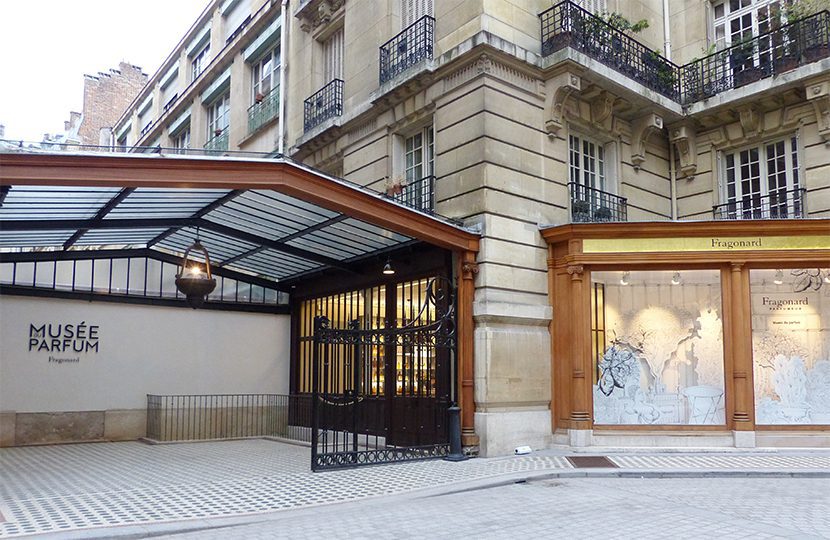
[0,151,480,289]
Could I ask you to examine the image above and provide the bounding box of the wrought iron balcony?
[248,86,280,135]
[204,128,229,153]
[540,1,681,100]
[713,188,806,220]
[569,182,627,223]
[682,11,830,102]
[379,15,434,85]
[304,79,343,132]
[389,175,435,214]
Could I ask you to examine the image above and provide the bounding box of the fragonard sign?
[28,322,100,358]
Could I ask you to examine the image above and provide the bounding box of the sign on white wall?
[1,296,290,413]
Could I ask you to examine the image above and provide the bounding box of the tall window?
[253,47,281,101]
[402,0,433,27]
[722,136,801,218]
[404,126,434,183]
[569,134,607,192]
[172,128,190,154]
[207,93,230,137]
[191,43,211,81]
[712,0,781,46]
[323,27,344,82]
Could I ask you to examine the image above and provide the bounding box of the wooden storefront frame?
[542,219,830,434]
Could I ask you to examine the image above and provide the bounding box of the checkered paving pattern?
[0,440,572,538]
[610,454,830,470]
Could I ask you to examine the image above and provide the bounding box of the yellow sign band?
[582,236,830,253]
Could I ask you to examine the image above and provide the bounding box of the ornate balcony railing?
[203,128,229,153]
[304,79,343,132]
[713,188,806,220]
[248,86,280,135]
[389,175,435,214]
[682,11,830,102]
[540,1,681,100]
[379,15,434,85]
[569,182,627,223]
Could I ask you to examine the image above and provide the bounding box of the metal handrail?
[713,188,806,220]
[569,182,628,222]
[540,1,681,100]
[389,175,435,214]
[303,79,344,132]
[379,15,435,84]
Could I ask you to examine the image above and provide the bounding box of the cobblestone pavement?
[160,477,830,540]
[169,476,830,540]
[2,439,830,538]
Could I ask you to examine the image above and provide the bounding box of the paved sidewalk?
[1,439,830,538]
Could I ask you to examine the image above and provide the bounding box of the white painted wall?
[0,296,290,412]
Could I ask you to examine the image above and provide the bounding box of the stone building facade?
[114,0,830,454]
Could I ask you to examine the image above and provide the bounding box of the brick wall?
[77,62,148,146]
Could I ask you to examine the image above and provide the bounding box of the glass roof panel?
[0,231,74,247]
[74,229,170,246]
[157,228,260,262]
[0,186,121,220]
[106,188,232,219]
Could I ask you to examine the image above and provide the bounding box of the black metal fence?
[713,188,806,220]
[540,2,830,104]
[540,1,681,100]
[380,16,435,84]
[146,393,312,442]
[304,79,343,132]
[390,175,435,214]
[682,11,830,102]
[569,182,628,222]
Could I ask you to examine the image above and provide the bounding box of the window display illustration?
[592,270,725,425]
[752,268,830,425]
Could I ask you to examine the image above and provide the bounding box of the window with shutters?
[323,27,344,82]
[718,136,803,219]
[402,0,433,28]
[576,0,607,15]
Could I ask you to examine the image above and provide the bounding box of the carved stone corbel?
[590,91,616,129]
[668,123,698,179]
[630,113,663,170]
[736,104,762,140]
[807,79,830,145]
[544,71,581,137]
[708,126,729,149]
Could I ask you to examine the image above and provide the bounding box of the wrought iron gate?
[311,277,456,471]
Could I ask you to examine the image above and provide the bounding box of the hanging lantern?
[175,239,217,308]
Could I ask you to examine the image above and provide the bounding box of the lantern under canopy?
[175,239,217,308]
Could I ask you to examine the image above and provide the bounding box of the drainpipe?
[669,137,678,220]
[662,0,671,59]
[278,0,289,156]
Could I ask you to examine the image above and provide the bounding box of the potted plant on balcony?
[594,206,613,222]
[571,199,591,222]
[214,128,223,137]
[385,175,406,197]
[255,91,265,103]
[785,0,830,63]
[731,38,764,88]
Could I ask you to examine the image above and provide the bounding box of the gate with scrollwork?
[310,277,456,471]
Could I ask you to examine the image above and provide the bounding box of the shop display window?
[751,268,830,424]
[591,270,725,425]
